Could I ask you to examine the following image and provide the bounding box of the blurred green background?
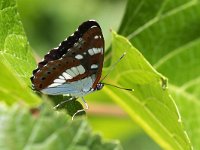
[17,0,161,149]
[17,0,125,56]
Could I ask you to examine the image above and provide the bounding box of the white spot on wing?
[97,48,101,53]
[77,65,85,74]
[66,69,76,77]
[94,35,98,39]
[74,42,78,47]
[91,64,98,69]
[59,75,65,80]
[48,83,62,88]
[100,47,103,54]
[54,79,66,83]
[93,48,99,54]
[75,54,83,60]
[62,72,73,80]
[79,38,82,42]
[91,25,97,28]
[71,67,79,76]
[88,49,95,55]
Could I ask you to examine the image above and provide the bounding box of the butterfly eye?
[96,83,104,90]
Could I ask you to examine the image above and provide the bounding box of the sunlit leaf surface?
[94,32,191,150]
[0,0,40,106]
[118,0,200,149]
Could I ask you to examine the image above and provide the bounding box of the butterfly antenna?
[100,52,126,82]
[103,83,134,91]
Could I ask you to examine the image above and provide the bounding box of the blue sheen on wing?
[41,76,95,96]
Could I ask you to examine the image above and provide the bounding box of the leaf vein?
[169,84,200,105]
[153,37,200,69]
[127,0,198,39]
[181,76,200,91]
[105,87,184,150]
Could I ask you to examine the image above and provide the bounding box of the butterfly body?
[30,20,104,97]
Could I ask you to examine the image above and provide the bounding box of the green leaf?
[95,32,191,150]
[0,103,122,150]
[118,0,200,149]
[0,0,41,105]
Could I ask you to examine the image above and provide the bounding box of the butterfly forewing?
[31,20,104,96]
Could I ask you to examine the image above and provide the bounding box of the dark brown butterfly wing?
[31,20,104,94]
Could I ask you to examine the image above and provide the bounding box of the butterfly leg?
[72,97,89,120]
[54,97,75,109]
[81,96,89,110]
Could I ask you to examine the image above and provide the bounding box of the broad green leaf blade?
[119,0,200,65]
[0,61,39,106]
[0,0,41,105]
[0,103,122,150]
[118,0,200,149]
[100,32,191,150]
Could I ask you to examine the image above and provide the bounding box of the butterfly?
[30,20,104,99]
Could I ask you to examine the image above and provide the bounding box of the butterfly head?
[95,83,104,91]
